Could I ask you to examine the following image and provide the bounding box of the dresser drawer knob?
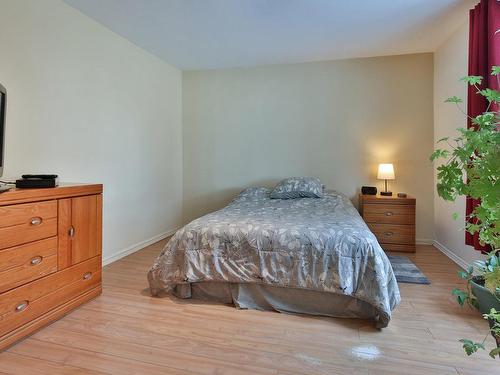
[83,272,93,280]
[384,231,394,237]
[384,211,394,216]
[30,217,42,226]
[15,301,29,313]
[68,226,75,237]
[30,256,43,266]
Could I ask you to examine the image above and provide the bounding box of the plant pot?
[471,276,500,314]
[471,276,500,350]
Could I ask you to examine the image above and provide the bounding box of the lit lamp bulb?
[377,163,395,196]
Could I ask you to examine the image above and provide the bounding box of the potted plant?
[452,253,500,357]
[430,66,500,358]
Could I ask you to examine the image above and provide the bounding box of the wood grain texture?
[367,223,415,244]
[71,195,100,265]
[57,195,102,268]
[0,184,103,207]
[96,195,103,257]
[0,201,58,250]
[0,218,57,251]
[359,194,415,205]
[362,203,415,225]
[0,287,101,354]
[0,201,57,228]
[57,199,72,270]
[0,256,101,338]
[360,194,416,253]
[0,238,58,293]
[1,240,497,374]
[0,184,103,354]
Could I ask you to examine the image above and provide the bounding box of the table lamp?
[377,163,395,196]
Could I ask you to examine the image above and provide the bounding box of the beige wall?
[0,0,183,263]
[183,54,435,241]
[433,21,483,266]
[1,0,464,262]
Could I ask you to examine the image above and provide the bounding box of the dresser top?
[359,193,415,205]
[0,183,103,206]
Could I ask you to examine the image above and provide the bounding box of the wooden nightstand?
[359,194,416,253]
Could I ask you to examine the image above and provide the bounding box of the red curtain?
[466,0,500,252]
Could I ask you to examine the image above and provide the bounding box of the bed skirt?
[172,282,383,327]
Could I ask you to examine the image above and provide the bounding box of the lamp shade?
[377,163,395,180]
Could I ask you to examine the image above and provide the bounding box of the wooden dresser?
[359,194,416,253]
[0,184,102,350]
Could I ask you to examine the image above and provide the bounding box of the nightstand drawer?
[367,223,414,244]
[362,203,415,224]
[360,194,416,252]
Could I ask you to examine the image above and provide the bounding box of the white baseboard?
[102,227,179,266]
[416,238,433,245]
[432,239,469,270]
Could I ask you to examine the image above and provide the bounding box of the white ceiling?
[63,0,475,71]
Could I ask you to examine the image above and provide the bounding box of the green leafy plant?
[452,264,478,309]
[451,252,500,358]
[459,309,500,358]
[432,66,500,358]
[430,67,500,249]
[478,252,500,295]
[453,252,500,305]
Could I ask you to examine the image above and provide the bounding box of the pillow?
[232,187,270,203]
[270,177,323,199]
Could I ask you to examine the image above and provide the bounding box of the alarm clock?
[361,186,377,195]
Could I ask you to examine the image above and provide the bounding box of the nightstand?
[359,194,416,253]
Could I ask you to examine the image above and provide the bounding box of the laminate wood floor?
[1,242,498,374]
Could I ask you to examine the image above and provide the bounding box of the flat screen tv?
[0,83,5,177]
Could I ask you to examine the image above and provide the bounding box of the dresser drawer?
[362,203,415,224]
[367,223,415,245]
[0,201,57,250]
[0,238,58,293]
[0,256,101,337]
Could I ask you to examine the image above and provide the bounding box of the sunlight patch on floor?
[350,344,381,361]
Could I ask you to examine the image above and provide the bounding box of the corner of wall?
[432,18,484,268]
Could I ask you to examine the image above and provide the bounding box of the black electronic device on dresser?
[361,186,377,195]
[16,174,59,188]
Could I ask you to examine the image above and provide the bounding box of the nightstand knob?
[384,231,394,237]
[384,211,394,216]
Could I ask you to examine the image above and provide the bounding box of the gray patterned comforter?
[148,188,401,327]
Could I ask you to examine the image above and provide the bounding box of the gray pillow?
[270,177,323,199]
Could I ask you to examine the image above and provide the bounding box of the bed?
[148,187,400,327]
